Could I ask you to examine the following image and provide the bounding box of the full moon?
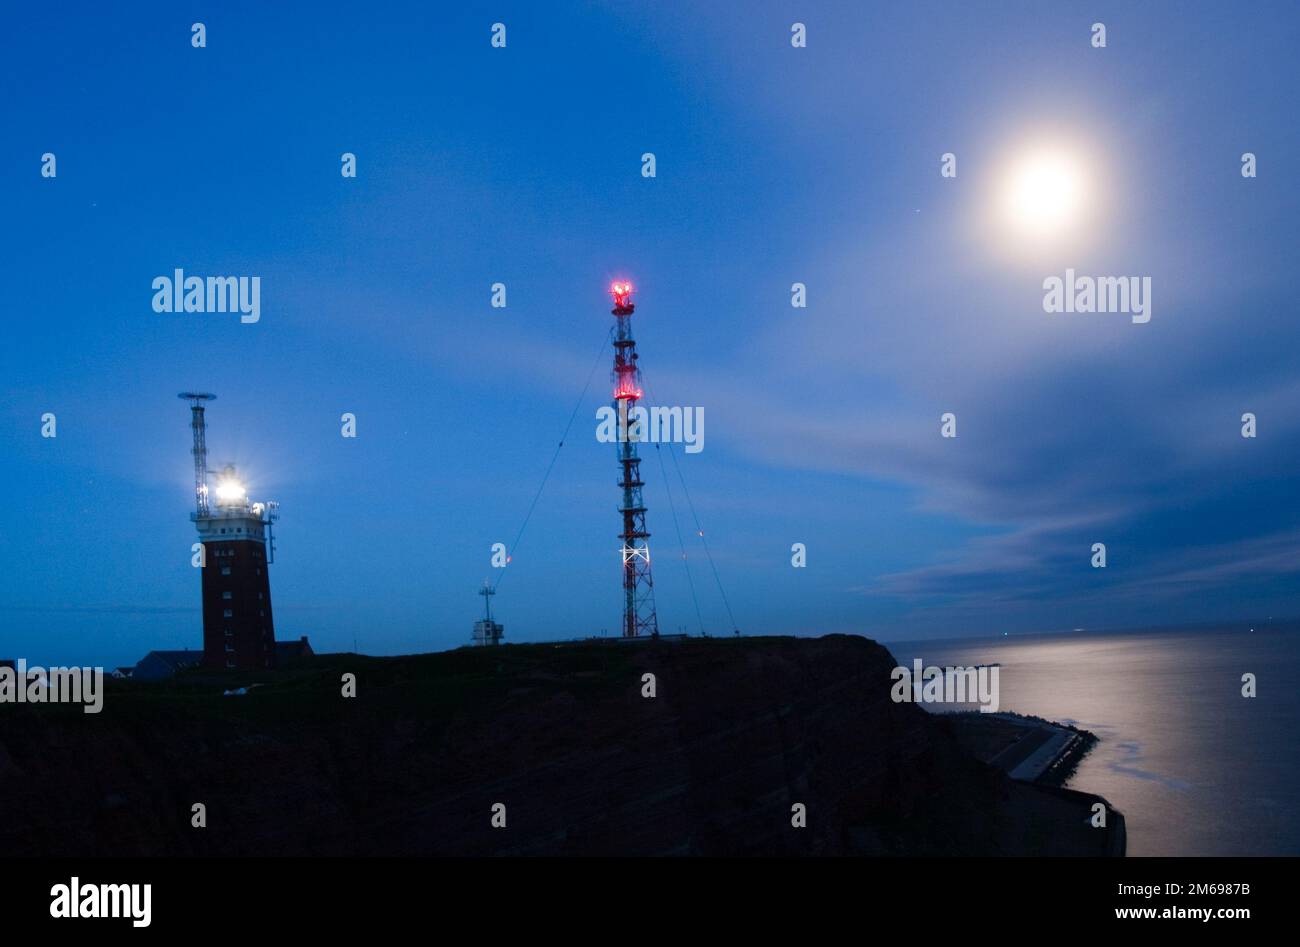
[999,148,1087,238]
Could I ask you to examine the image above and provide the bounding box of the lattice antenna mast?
[178,393,217,516]
[610,282,659,638]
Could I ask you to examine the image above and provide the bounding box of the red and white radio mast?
[609,282,659,638]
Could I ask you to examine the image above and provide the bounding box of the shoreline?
[942,710,1124,855]
[943,710,1100,785]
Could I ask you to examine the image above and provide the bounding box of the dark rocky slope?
[0,634,1123,855]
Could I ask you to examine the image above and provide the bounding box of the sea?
[886,624,1300,857]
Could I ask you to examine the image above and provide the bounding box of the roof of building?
[135,650,202,673]
[133,647,204,676]
[131,639,313,680]
[275,636,314,662]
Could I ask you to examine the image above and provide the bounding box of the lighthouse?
[180,394,280,670]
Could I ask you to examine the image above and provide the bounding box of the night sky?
[3,1,1298,668]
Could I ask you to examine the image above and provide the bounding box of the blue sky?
[3,1,1298,667]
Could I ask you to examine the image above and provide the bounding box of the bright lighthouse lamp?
[215,478,246,504]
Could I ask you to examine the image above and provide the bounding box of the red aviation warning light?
[611,281,642,399]
[613,373,643,401]
[610,281,634,312]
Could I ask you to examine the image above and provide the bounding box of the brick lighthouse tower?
[180,394,279,670]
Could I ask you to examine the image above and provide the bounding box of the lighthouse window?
[221,566,231,576]
[222,591,232,600]
[223,608,233,618]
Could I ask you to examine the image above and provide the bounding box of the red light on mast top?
[610,281,634,310]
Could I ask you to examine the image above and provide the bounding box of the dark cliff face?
[0,635,1120,856]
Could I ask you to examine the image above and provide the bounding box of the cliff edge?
[0,634,1123,856]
